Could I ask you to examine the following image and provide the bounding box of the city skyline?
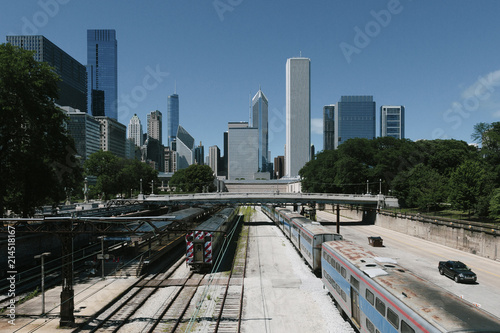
[2,1,500,157]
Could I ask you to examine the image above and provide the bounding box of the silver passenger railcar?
[185,207,238,272]
[322,240,500,333]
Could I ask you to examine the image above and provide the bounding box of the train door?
[351,287,361,328]
[194,242,204,262]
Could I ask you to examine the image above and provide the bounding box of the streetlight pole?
[366,180,369,194]
[151,180,154,195]
[34,252,51,315]
[379,179,382,194]
[140,179,143,194]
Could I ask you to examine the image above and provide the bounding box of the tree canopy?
[169,164,216,193]
[0,43,82,216]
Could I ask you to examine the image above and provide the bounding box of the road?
[316,210,500,319]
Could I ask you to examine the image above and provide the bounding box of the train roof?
[300,223,339,237]
[322,240,500,331]
[193,207,236,233]
[169,207,206,220]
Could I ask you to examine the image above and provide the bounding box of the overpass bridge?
[109,192,398,208]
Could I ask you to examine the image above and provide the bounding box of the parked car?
[438,260,477,283]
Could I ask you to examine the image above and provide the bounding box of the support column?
[59,231,75,327]
[336,204,340,234]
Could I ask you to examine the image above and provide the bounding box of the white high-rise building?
[380,105,405,139]
[128,113,143,147]
[228,122,258,180]
[252,88,269,172]
[286,57,311,178]
[208,145,220,176]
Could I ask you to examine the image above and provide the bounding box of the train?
[263,205,500,332]
[322,239,500,333]
[185,206,238,272]
[261,205,342,274]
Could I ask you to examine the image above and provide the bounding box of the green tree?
[0,43,82,216]
[83,151,158,198]
[169,164,215,193]
[399,164,447,210]
[488,188,500,219]
[448,160,489,215]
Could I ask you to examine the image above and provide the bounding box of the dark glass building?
[167,93,179,147]
[335,96,376,149]
[87,29,117,120]
[323,105,335,151]
[6,35,87,112]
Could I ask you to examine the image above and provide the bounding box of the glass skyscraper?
[252,89,269,172]
[286,57,311,178]
[167,93,179,147]
[323,104,335,151]
[87,29,117,120]
[380,105,405,139]
[335,96,376,149]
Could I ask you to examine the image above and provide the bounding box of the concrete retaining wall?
[323,205,500,261]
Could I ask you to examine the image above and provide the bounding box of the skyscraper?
[7,35,87,112]
[335,96,376,149]
[323,105,335,151]
[228,122,258,180]
[380,105,405,139]
[176,125,195,170]
[87,29,117,119]
[209,145,221,176]
[194,142,204,165]
[147,110,162,144]
[167,93,179,147]
[252,88,269,172]
[286,57,311,178]
[128,114,143,147]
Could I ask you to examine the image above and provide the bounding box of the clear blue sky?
[2,1,500,158]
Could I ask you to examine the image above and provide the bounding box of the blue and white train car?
[321,240,500,333]
[299,223,342,274]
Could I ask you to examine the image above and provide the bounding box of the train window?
[205,236,212,242]
[341,267,346,278]
[401,321,415,333]
[350,276,359,290]
[341,289,347,302]
[375,298,385,316]
[366,318,375,333]
[336,262,340,272]
[387,308,399,329]
[366,289,374,305]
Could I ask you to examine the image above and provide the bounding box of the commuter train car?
[322,240,500,333]
[185,206,238,272]
[262,205,342,274]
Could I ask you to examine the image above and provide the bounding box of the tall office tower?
[274,156,285,179]
[7,35,87,112]
[209,145,221,176]
[286,57,311,178]
[176,125,195,170]
[380,105,405,139]
[194,142,204,165]
[128,114,143,147]
[228,122,259,180]
[147,110,162,144]
[251,88,269,172]
[87,29,117,119]
[95,116,126,158]
[167,93,179,146]
[62,107,100,162]
[222,131,228,177]
[335,96,376,149]
[323,105,335,151]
